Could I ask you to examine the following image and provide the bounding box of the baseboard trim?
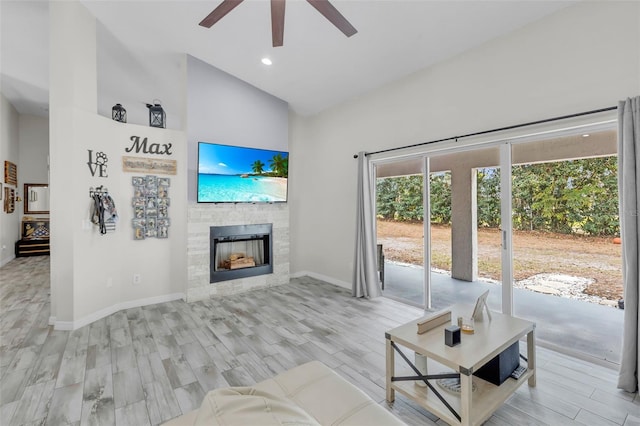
[53,292,186,331]
[0,255,16,268]
[290,270,351,290]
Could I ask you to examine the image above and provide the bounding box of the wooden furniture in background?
[15,218,50,257]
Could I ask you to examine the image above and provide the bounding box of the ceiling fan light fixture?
[261,57,273,66]
[199,0,356,47]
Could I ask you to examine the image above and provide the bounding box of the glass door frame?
[423,157,431,309]
[500,143,514,315]
[371,117,616,314]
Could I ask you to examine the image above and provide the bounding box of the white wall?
[49,1,188,329]
[186,55,289,202]
[70,113,187,325]
[289,1,640,287]
[0,93,20,266]
[49,109,187,329]
[96,24,185,131]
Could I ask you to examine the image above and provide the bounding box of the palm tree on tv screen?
[269,154,288,178]
[251,160,265,175]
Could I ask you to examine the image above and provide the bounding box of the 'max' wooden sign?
[126,136,173,155]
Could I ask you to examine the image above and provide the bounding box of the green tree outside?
[376,156,619,236]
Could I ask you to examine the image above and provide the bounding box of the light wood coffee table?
[385,304,536,426]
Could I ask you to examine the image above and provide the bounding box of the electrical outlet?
[133,274,142,285]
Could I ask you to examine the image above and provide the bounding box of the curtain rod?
[353,105,618,159]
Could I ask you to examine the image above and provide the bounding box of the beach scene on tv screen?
[198,143,288,202]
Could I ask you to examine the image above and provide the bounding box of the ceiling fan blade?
[306,0,357,37]
[199,0,244,28]
[271,0,285,47]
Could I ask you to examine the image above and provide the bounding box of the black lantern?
[112,103,127,123]
[146,101,166,128]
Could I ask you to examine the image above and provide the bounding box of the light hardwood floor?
[1,256,638,425]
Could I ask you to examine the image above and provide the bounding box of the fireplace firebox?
[210,223,273,283]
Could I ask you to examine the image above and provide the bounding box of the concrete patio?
[383,262,623,366]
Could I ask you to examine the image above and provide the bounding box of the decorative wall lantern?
[112,103,127,123]
[146,100,166,129]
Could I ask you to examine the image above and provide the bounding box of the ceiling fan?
[199,0,357,47]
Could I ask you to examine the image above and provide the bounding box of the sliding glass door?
[426,146,505,312]
[508,132,623,362]
[373,122,622,362]
[375,157,425,307]
[374,145,506,312]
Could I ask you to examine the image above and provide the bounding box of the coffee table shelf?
[386,304,536,426]
[391,365,534,426]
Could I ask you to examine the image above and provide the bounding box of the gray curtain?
[617,96,640,393]
[353,151,382,298]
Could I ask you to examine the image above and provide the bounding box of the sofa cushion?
[254,361,405,426]
[164,361,406,426]
[169,387,321,426]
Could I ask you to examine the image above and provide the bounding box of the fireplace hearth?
[210,223,273,283]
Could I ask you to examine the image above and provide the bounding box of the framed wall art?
[4,187,15,213]
[4,161,17,186]
[131,175,170,240]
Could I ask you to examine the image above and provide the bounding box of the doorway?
[372,126,623,363]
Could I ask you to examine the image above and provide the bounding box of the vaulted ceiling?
[1,1,574,120]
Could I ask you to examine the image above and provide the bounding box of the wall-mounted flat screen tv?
[197,142,288,203]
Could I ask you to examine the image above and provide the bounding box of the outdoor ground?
[377,220,623,302]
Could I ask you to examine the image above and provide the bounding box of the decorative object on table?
[436,375,477,395]
[472,289,492,321]
[146,100,166,128]
[112,103,127,123]
[417,309,451,334]
[131,175,170,240]
[122,156,177,175]
[414,353,428,388]
[4,160,17,186]
[461,317,475,334]
[444,325,461,347]
[89,186,118,235]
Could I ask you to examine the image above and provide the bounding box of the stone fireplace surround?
[187,203,289,302]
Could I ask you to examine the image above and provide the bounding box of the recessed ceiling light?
[261,57,272,66]
[582,134,590,137]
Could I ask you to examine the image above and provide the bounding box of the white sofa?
[164,360,406,425]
